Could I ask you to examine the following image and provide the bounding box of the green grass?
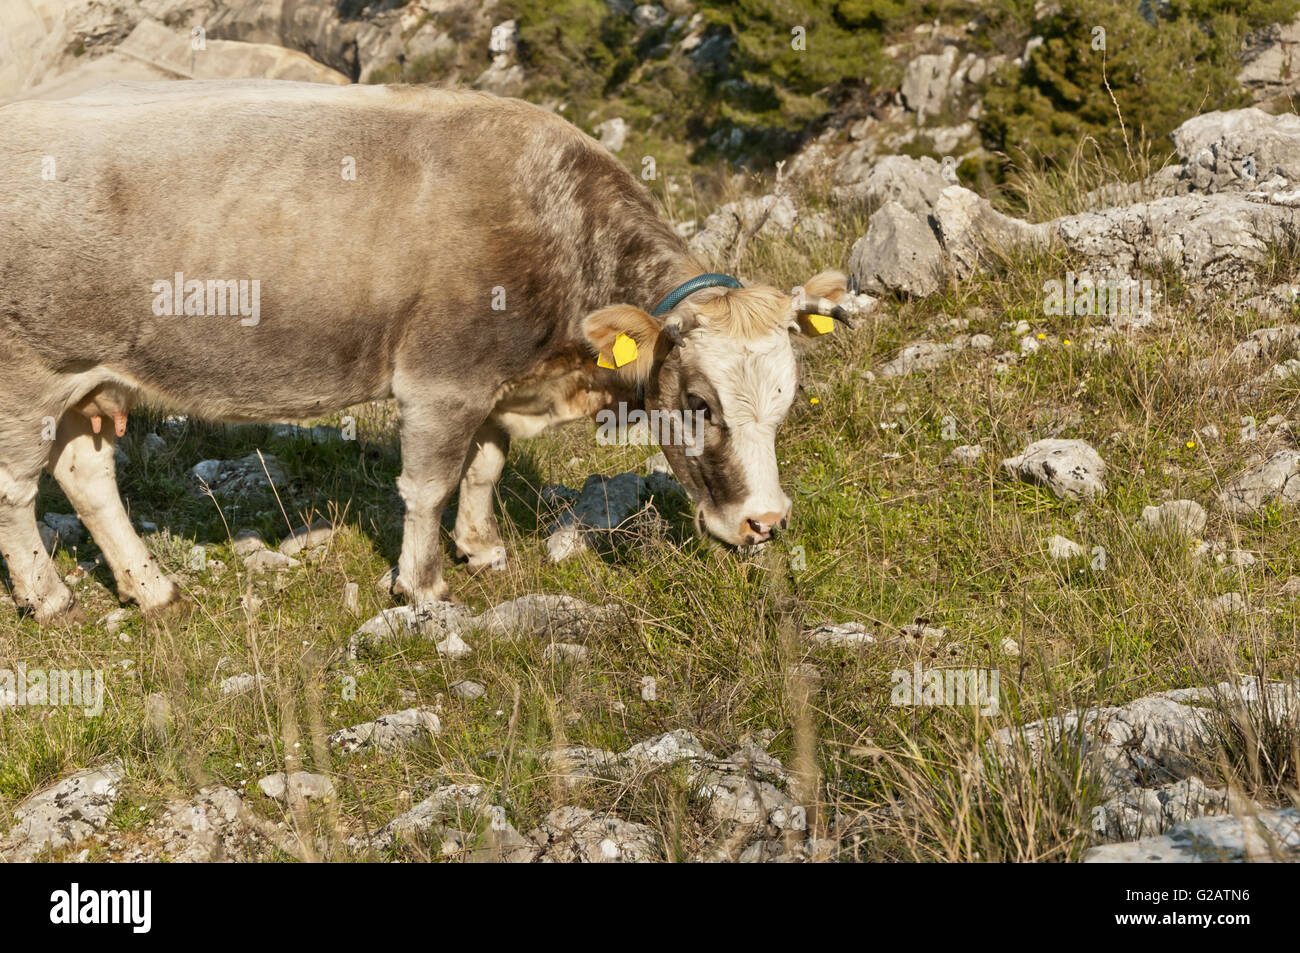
[3,159,1300,862]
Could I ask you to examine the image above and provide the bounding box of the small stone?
[435,632,474,660]
[543,642,590,664]
[806,621,875,646]
[450,680,486,701]
[945,444,983,466]
[42,513,85,546]
[1047,534,1086,560]
[279,519,335,556]
[1141,499,1207,537]
[242,550,300,574]
[1000,637,1021,657]
[257,771,336,803]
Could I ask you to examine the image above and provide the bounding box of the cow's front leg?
[0,464,75,622]
[394,410,481,605]
[49,414,179,613]
[454,420,509,573]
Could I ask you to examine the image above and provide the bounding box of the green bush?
[981,0,1299,174]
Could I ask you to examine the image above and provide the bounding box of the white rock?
[1047,535,1085,560]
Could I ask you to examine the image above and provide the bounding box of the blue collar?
[651,273,743,317]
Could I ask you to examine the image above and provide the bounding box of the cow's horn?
[796,293,856,330]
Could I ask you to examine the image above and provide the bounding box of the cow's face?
[583,270,850,546]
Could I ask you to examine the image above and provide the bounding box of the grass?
[3,151,1300,862]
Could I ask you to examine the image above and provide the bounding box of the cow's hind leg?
[0,458,75,622]
[49,413,177,612]
[454,420,509,573]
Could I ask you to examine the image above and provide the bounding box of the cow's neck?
[616,245,704,320]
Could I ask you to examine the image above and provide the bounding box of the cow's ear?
[583,304,662,380]
[791,270,854,339]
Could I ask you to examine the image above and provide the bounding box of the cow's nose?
[742,510,788,544]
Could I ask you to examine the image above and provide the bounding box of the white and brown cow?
[0,80,850,622]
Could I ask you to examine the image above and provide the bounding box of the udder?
[73,385,131,438]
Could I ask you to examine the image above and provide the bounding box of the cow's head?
[583,270,851,546]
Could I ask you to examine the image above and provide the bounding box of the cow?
[0,80,851,623]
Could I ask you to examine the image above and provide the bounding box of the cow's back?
[0,81,608,419]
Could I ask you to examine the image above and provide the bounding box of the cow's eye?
[687,393,712,421]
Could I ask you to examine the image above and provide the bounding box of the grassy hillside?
[3,167,1298,859]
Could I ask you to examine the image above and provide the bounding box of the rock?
[1047,535,1085,560]
[545,526,588,562]
[528,806,659,862]
[469,594,618,640]
[595,117,628,152]
[1217,450,1300,514]
[37,523,57,554]
[1091,777,1229,841]
[1000,637,1021,657]
[42,512,84,547]
[543,642,590,665]
[330,708,442,755]
[689,192,810,262]
[1083,807,1300,862]
[993,679,1297,841]
[622,729,713,766]
[144,692,169,739]
[696,773,795,832]
[352,601,471,654]
[100,785,280,863]
[544,472,649,561]
[900,45,961,121]
[806,621,874,647]
[1052,193,1300,288]
[242,550,300,574]
[848,201,944,298]
[1173,108,1300,192]
[632,4,669,29]
[737,837,836,863]
[101,608,131,634]
[189,453,286,496]
[835,154,950,217]
[219,673,264,697]
[256,771,335,803]
[1002,439,1107,500]
[1140,500,1207,537]
[1206,592,1246,616]
[231,529,266,556]
[946,444,983,466]
[435,632,473,660]
[0,762,124,861]
[878,334,991,378]
[450,680,485,701]
[278,518,335,556]
[348,784,488,853]
[933,186,1051,279]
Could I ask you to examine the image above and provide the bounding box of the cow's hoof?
[31,587,78,625]
[141,583,189,620]
[392,572,449,605]
[135,576,182,615]
[462,545,507,574]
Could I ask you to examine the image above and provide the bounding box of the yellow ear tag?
[598,333,639,369]
[806,313,835,336]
